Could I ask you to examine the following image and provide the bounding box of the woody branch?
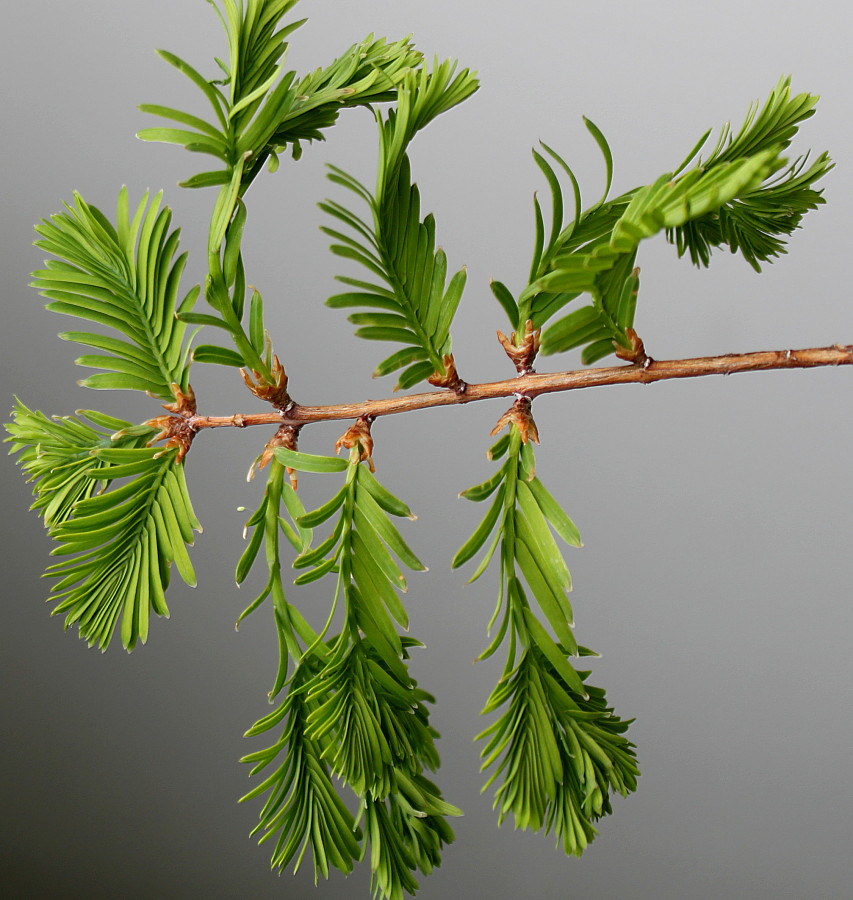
[178,343,853,435]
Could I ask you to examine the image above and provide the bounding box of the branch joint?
[336,415,376,471]
[491,394,540,445]
[145,382,198,461]
[427,354,468,395]
[497,320,542,376]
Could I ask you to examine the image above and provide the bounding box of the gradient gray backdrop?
[3,2,852,898]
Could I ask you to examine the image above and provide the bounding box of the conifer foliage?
[6,1,831,896]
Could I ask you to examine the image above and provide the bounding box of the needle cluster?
[5,1,835,896]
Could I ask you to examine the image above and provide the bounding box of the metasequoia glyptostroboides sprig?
[5,1,843,896]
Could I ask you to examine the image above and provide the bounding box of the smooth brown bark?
[185,343,853,433]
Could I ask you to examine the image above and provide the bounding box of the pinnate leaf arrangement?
[6,1,846,896]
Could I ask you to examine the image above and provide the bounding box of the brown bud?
[336,416,375,472]
[144,383,198,461]
[490,395,540,445]
[145,416,196,461]
[161,382,197,417]
[614,328,651,367]
[427,354,467,393]
[497,320,541,375]
[255,423,300,487]
[240,354,290,408]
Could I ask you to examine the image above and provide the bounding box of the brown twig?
[183,343,853,434]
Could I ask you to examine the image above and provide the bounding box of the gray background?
[2,2,852,898]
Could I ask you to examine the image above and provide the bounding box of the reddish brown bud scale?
[497,320,542,375]
[145,382,198,461]
[427,354,467,393]
[240,354,290,408]
[336,416,376,471]
[491,395,540,445]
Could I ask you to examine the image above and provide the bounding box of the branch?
[186,343,853,433]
